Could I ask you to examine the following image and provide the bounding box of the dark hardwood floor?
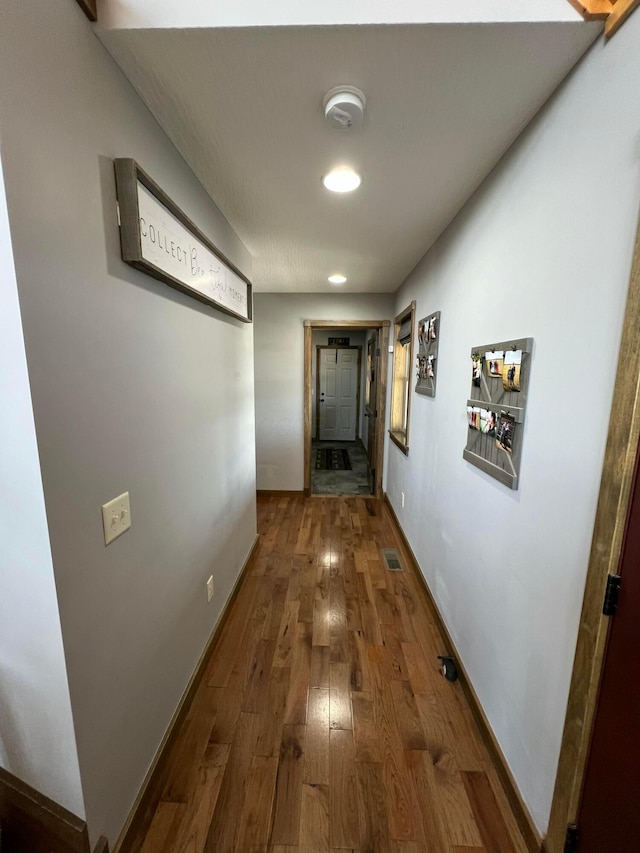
[129,495,527,853]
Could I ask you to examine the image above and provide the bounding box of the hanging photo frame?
[463,337,533,490]
[415,310,440,397]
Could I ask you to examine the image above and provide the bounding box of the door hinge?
[603,574,621,616]
[564,823,578,853]
[376,348,381,357]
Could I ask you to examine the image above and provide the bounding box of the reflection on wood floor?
[131,495,527,853]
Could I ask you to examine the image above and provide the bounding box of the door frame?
[304,320,390,498]
[545,211,640,851]
[315,345,362,441]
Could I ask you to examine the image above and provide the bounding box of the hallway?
[130,495,526,852]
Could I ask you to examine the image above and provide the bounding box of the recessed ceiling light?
[322,168,362,193]
[328,274,347,284]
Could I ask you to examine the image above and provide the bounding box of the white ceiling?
[97,20,600,293]
[99,0,585,29]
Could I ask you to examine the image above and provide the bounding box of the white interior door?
[319,348,358,441]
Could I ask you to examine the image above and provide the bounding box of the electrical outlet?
[206,575,214,603]
[401,492,405,508]
[101,492,131,545]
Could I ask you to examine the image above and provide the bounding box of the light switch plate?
[102,491,131,545]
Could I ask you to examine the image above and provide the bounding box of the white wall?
[254,293,394,490]
[0,0,256,847]
[386,17,640,836]
[0,153,84,818]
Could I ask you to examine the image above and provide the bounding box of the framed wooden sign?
[114,159,252,322]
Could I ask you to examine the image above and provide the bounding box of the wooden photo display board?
[463,337,533,490]
[114,159,252,322]
[415,311,440,397]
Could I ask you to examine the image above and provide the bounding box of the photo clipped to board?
[468,407,498,437]
[471,354,482,388]
[496,411,516,454]
[502,350,522,392]
[485,350,504,378]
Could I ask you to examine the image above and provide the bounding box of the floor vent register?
[381,548,404,572]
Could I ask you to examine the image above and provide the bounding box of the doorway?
[304,320,390,499]
[313,343,366,496]
[574,444,640,850]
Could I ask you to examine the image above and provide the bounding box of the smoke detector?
[323,86,366,131]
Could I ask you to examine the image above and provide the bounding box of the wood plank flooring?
[129,495,527,853]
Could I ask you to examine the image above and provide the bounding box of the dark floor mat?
[315,447,352,470]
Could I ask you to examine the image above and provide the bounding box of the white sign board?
[137,183,250,321]
[114,159,252,322]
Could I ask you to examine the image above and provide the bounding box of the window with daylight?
[389,301,416,455]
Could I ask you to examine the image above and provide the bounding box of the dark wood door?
[365,332,378,493]
[578,447,640,851]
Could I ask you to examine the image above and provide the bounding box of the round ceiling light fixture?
[322,168,362,193]
[328,274,347,284]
